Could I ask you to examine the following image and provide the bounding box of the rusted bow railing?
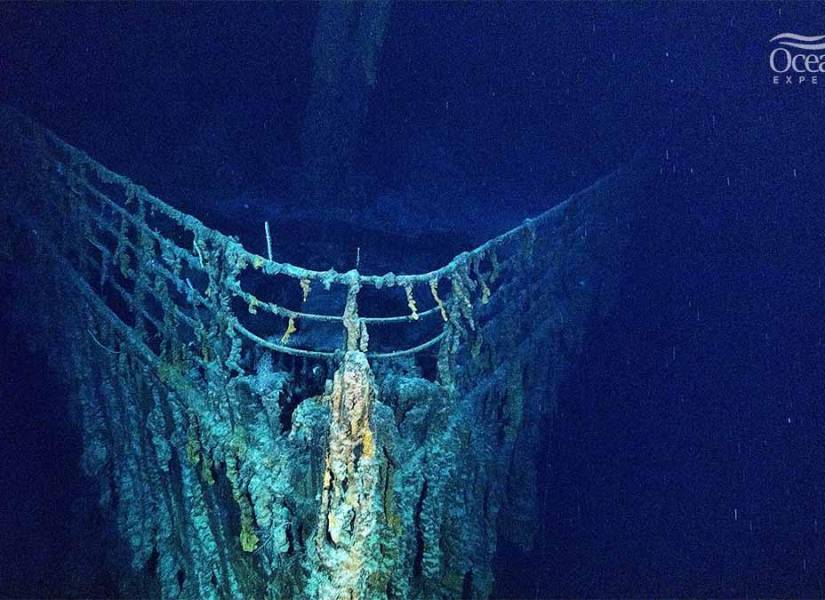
[1,105,560,383]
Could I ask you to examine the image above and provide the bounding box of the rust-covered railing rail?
[0,105,558,373]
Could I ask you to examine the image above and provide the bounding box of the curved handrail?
[7,103,579,288]
[1,103,613,363]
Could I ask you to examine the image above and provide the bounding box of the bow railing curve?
[1,104,576,376]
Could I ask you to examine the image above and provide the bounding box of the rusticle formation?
[0,106,636,599]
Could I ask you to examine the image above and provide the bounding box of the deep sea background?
[1,3,825,598]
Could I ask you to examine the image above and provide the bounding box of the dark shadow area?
[494,89,825,597]
[0,264,115,598]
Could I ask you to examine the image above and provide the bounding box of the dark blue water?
[2,3,824,597]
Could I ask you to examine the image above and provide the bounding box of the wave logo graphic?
[769,33,825,83]
[771,33,825,51]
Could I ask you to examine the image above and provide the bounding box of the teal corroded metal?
[1,103,631,600]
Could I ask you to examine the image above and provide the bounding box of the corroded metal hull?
[1,106,640,599]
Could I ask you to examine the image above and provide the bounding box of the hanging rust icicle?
[1,104,634,600]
